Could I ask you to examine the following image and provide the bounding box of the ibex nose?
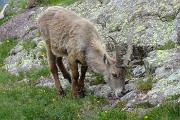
[116,92,123,98]
[116,91,126,98]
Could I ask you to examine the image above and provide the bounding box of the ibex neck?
[86,46,107,75]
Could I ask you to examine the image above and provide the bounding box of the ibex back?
[38,6,129,98]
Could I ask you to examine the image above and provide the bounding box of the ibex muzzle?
[38,6,131,98]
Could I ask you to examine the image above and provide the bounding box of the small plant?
[136,79,152,93]
[156,40,176,50]
[116,100,128,109]
[22,38,37,52]
[98,109,127,120]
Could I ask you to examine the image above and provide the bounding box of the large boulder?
[144,48,180,105]
[70,0,180,48]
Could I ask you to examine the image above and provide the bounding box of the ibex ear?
[103,54,109,65]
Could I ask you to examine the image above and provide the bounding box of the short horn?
[115,44,127,68]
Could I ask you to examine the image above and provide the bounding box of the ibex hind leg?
[56,57,71,83]
[45,43,65,96]
[78,65,88,98]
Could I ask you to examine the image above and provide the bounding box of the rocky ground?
[0,0,180,115]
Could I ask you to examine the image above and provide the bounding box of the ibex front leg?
[46,47,65,96]
[68,59,79,97]
[78,65,88,97]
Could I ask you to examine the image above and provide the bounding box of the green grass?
[0,12,14,25]
[156,41,176,50]
[0,39,18,65]
[134,102,180,120]
[18,66,50,84]
[37,0,81,6]
[134,102,154,109]
[0,37,179,120]
[0,66,180,120]
[22,38,37,52]
[89,73,105,85]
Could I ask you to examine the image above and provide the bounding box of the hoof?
[64,74,71,83]
[78,90,86,98]
[58,89,66,97]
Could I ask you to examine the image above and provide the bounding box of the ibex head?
[104,37,132,98]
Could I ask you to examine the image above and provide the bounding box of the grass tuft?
[136,79,152,93]
[156,40,176,50]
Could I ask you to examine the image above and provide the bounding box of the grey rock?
[133,65,146,77]
[147,92,165,106]
[10,43,23,55]
[0,7,46,41]
[32,37,42,45]
[144,48,180,105]
[88,84,112,98]
[144,48,180,72]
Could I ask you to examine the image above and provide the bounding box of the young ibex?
[38,6,130,98]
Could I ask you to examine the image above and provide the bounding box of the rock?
[125,80,136,92]
[10,42,23,55]
[0,7,46,41]
[88,84,112,98]
[32,37,42,45]
[133,65,146,77]
[102,99,120,110]
[36,76,70,89]
[147,92,165,106]
[144,48,180,105]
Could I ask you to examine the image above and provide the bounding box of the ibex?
[38,6,131,98]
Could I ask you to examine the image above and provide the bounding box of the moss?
[135,25,146,32]
[156,50,170,59]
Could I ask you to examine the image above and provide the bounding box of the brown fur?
[38,6,126,97]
